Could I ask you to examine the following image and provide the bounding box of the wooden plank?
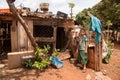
[26,19,33,50]
[35,37,54,42]
[17,21,28,51]
[11,19,18,52]
[88,45,95,69]
[53,24,57,50]
[33,20,52,26]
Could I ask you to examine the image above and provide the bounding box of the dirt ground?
[0,44,120,80]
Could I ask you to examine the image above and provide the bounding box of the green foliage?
[68,2,75,8]
[24,45,51,70]
[102,49,112,64]
[24,59,34,69]
[32,60,50,70]
[34,45,50,61]
[24,45,60,70]
[106,40,114,48]
[106,20,112,26]
[76,9,90,29]
[43,45,50,54]
[102,40,114,64]
[34,47,43,60]
[68,2,75,19]
[76,0,120,31]
[51,49,60,58]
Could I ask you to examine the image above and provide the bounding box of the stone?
[86,74,92,80]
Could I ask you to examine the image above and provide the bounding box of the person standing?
[87,11,102,44]
[76,28,88,73]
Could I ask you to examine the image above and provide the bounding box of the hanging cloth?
[89,15,102,44]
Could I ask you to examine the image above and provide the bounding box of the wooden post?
[95,38,102,71]
[53,22,57,51]
[11,19,18,52]
[26,20,33,50]
[88,32,102,71]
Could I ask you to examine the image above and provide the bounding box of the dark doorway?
[0,20,11,59]
[56,27,66,50]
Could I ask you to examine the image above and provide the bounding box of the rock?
[86,74,92,80]
[102,70,107,75]
[95,72,112,80]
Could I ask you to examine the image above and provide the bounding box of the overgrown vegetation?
[106,40,114,48]
[76,0,120,42]
[24,45,60,70]
[102,40,114,64]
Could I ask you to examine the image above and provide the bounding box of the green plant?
[42,45,51,60]
[32,60,50,70]
[24,59,34,69]
[102,40,114,64]
[34,47,43,61]
[43,45,50,54]
[106,40,114,48]
[103,49,112,63]
[24,46,60,70]
[51,49,60,58]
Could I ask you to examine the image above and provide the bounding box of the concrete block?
[8,50,34,69]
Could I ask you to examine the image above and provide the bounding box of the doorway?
[56,27,66,50]
[0,20,11,59]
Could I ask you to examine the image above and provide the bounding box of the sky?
[0,0,101,16]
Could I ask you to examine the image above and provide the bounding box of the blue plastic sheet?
[51,57,63,68]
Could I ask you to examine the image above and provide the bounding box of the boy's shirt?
[77,35,88,50]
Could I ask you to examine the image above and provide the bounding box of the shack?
[0,4,74,54]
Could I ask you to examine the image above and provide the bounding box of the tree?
[75,9,90,29]
[6,0,39,50]
[76,0,120,41]
[68,2,75,19]
[106,20,112,40]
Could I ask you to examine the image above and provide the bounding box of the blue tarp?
[51,57,63,69]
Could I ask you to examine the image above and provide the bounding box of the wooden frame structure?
[0,10,74,53]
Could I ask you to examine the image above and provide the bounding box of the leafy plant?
[42,45,51,60]
[32,60,50,70]
[24,45,60,70]
[51,49,60,58]
[34,47,43,61]
[24,59,34,69]
[106,40,114,48]
[103,40,114,64]
[43,45,50,54]
[103,49,112,63]
[32,45,51,70]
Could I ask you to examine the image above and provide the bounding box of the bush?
[24,45,60,70]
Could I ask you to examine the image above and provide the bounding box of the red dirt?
[0,44,120,80]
